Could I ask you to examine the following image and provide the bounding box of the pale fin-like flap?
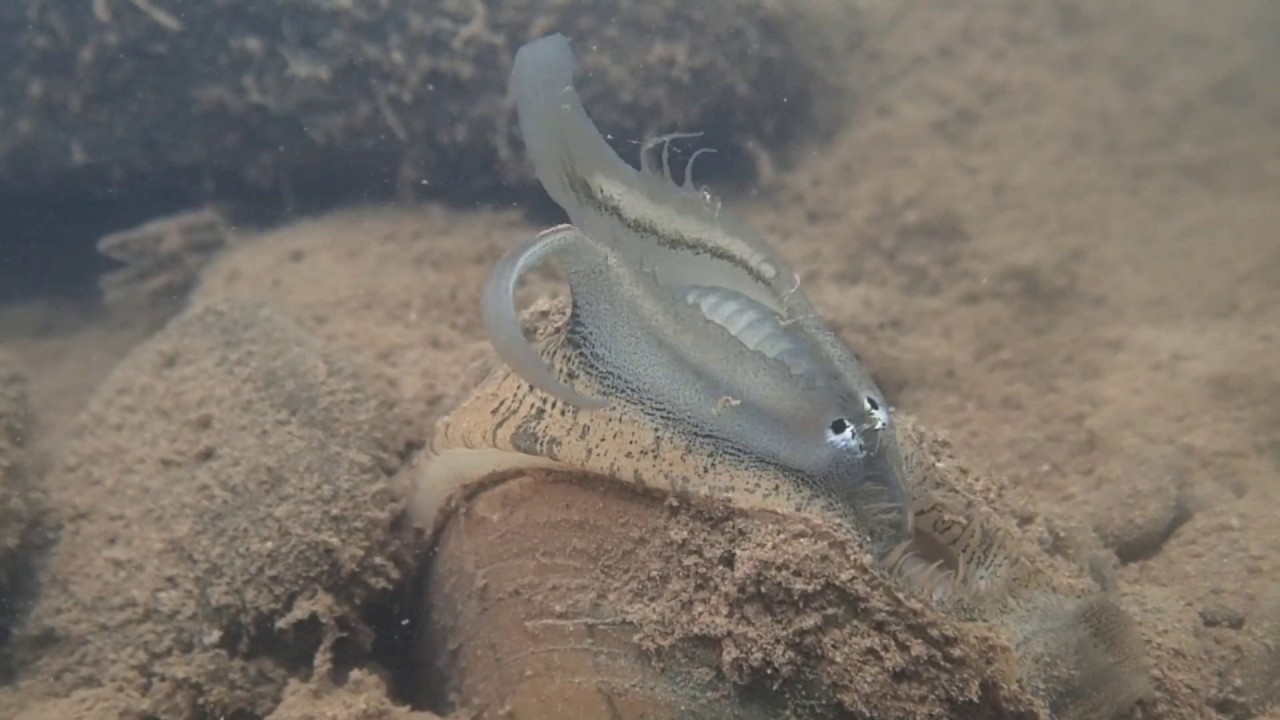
[684,285,815,378]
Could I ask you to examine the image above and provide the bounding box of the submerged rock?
[6,300,414,718]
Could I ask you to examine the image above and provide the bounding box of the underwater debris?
[96,207,232,318]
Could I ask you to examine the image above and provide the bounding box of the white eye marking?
[864,395,891,431]
[826,417,867,455]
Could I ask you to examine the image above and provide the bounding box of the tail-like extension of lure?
[481,224,611,410]
[512,33,798,315]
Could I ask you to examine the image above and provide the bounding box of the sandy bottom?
[1,1,1278,718]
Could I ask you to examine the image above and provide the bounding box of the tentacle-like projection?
[481,224,612,410]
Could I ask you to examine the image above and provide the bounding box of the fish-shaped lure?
[419,33,912,555]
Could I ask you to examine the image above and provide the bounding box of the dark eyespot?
[866,396,880,411]
[829,418,852,435]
